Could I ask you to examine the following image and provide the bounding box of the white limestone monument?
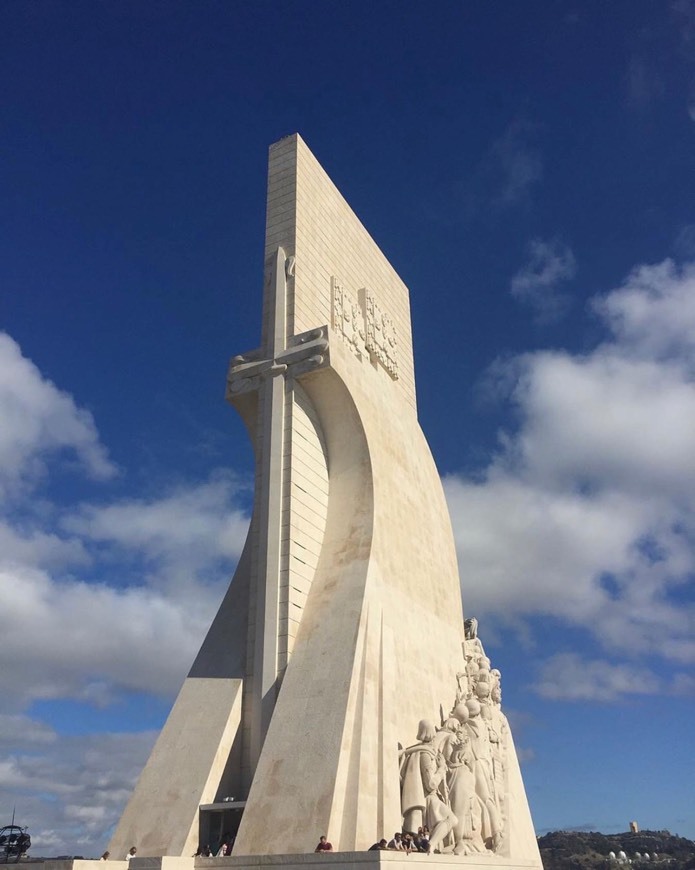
[109,134,542,869]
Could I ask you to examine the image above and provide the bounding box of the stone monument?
[108,134,542,869]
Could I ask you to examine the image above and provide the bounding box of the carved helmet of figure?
[466,698,481,717]
[451,703,470,724]
[476,680,491,699]
[416,719,436,742]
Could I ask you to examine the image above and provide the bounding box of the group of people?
[194,835,234,857]
[98,846,136,861]
[314,828,433,856]
[368,828,432,854]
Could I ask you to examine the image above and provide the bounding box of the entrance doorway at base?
[199,802,246,854]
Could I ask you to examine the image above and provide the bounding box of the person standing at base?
[125,848,137,861]
[314,836,333,853]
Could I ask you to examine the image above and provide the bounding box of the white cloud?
[0,333,254,857]
[0,728,156,856]
[508,351,695,495]
[534,654,659,701]
[0,563,210,707]
[510,238,576,322]
[63,473,249,594]
[532,653,695,702]
[0,520,90,571]
[592,259,695,367]
[0,714,57,748]
[0,478,249,709]
[0,334,250,712]
[448,258,695,672]
[0,333,117,495]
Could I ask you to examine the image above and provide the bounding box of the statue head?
[416,719,436,742]
[466,698,481,718]
[451,702,470,724]
[443,717,460,732]
[476,680,491,699]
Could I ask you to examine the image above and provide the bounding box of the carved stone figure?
[448,734,490,855]
[433,718,462,765]
[464,699,502,851]
[400,720,457,853]
[399,620,512,856]
[490,669,502,705]
[451,702,469,727]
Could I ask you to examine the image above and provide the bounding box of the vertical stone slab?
[109,523,253,859]
[233,136,466,853]
[110,679,243,858]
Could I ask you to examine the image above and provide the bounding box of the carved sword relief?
[331,276,399,380]
[331,277,365,361]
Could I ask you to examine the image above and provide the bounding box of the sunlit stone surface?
[108,135,541,870]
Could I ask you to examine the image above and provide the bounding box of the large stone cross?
[226,246,329,771]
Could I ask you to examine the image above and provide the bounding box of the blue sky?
[1,0,694,856]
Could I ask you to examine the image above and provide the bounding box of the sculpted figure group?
[399,622,508,856]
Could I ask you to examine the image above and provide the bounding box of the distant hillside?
[538,830,695,870]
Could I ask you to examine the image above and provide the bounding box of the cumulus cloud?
[0,333,253,855]
[534,654,659,701]
[592,260,695,366]
[0,474,249,709]
[0,334,250,712]
[0,714,57,748]
[510,239,576,322]
[533,653,695,702]
[0,333,117,496]
[0,728,156,856]
[0,520,90,571]
[447,257,695,675]
[0,564,209,707]
[63,473,249,594]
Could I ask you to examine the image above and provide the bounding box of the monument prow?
[108,134,541,870]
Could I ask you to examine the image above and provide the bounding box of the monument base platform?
[39,852,542,870]
[202,854,540,870]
